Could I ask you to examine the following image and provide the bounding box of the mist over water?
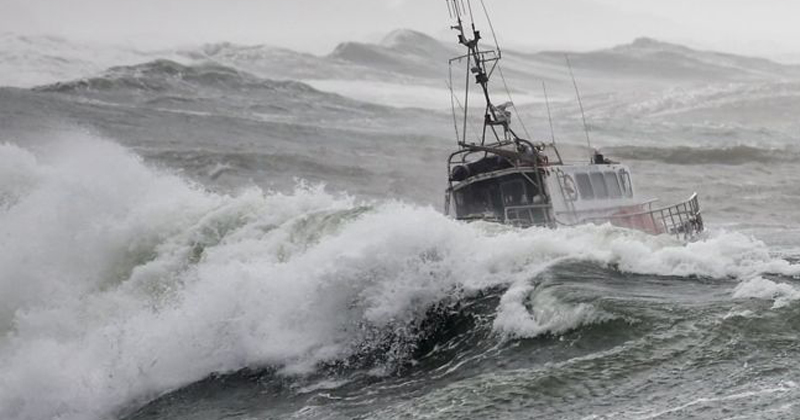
[2,26,800,420]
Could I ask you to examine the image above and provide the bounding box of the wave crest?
[34,59,318,95]
[2,135,799,420]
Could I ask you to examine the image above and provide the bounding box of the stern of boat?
[608,193,704,240]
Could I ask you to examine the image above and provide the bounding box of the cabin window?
[618,169,633,197]
[501,180,527,206]
[454,181,504,219]
[590,172,608,199]
[575,173,594,200]
[604,172,622,199]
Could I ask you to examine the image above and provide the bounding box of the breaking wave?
[0,33,161,88]
[1,135,799,420]
[607,144,800,165]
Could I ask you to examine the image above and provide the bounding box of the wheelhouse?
[445,141,554,227]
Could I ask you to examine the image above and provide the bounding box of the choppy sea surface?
[1,32,800,420]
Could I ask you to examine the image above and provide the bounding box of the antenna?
[542,81,563,164]
[446,0,463,20]
[465,0,476,27]
[565,54,593,162]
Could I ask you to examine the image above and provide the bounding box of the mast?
[446,0,519,148]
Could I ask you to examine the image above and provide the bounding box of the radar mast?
[445,0,522,148]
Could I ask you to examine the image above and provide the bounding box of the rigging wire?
[479,0,531,144]
[542,81,563,164]
[496,63,532,142]
[448,63,460,141]
[479,0,502,57]
[446,78,484,145]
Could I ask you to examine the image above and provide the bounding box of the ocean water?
[1,34,800,420]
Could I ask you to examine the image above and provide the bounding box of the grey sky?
[2,0,799,59]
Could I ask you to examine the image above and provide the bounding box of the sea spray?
[2,136,799,420]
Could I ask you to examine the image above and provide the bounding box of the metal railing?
[586,193,704,240]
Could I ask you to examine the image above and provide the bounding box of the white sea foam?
[733,276,800,309]
[1,135,799,420]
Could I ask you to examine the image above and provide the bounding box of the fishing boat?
[442,0,703,239]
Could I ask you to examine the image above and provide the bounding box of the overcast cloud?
[2,0,799,59]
